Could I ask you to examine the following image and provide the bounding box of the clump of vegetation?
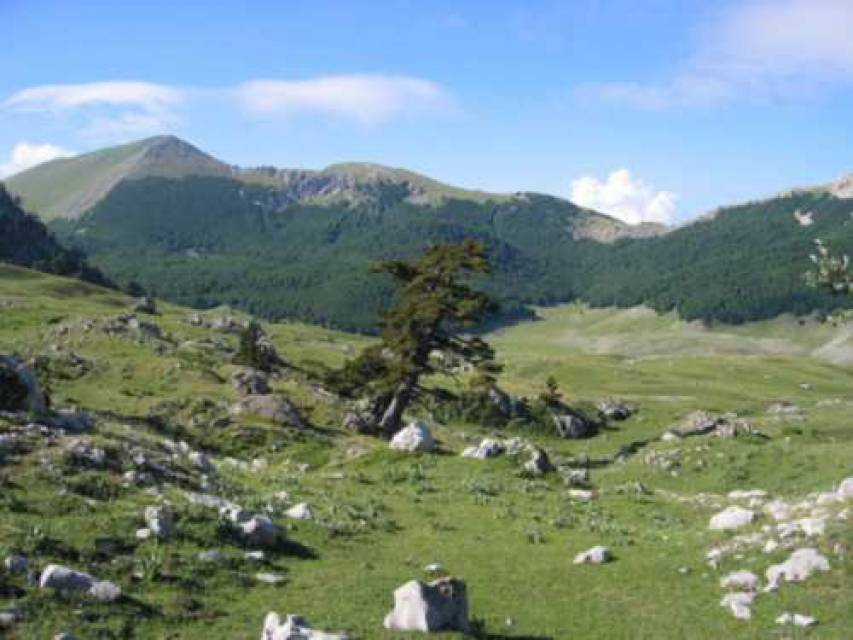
[806,239,852,295]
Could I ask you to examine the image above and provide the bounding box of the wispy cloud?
[570,169,676,225]
[2,75,456,141]
[0,141,76,178]
[577,0,853,108]
[4,81,185,142]
[236,75,456,125]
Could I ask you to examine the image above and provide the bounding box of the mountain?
[5,136,851,330]
[0,183,110,286]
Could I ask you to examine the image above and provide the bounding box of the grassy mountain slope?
[0,266,850,638]
[5,136,230,221]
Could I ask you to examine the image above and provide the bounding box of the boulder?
[144,506,175,539]
[553,411,594,439]
[0,355,47,415]
[765,548,830,591]
[461,438,504,460]
[573,545,611,565]
[262,612,350,640]
[487,386,512,417]
[239,515,281,548]
[389,421,435,453]
[39,564,121,602]
[383,577,470,633]
[0,607,21,628]
[709,506,756,531]
[230,394,306,428]
[522,447,554,477]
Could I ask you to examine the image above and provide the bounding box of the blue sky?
[1,0,851,223]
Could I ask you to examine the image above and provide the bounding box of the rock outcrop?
[383,577,470,633]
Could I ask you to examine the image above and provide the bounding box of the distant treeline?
[51,176,852,331]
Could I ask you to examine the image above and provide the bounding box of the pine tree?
[336,240,502,438]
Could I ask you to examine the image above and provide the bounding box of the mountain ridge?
[5,135,667,242]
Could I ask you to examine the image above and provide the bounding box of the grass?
[0,264,851,638]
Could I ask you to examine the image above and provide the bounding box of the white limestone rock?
[389,421,435,453]
[383,577,470,633]
[709,506,756,531]
[573,545,611,565]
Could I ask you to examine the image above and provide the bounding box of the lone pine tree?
[336,240,502,438]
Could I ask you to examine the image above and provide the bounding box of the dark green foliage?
[337,240,502,435]
[0,184,111,287]
[0,361,29,412]
[233,321,268,371]
[51,176,853,330]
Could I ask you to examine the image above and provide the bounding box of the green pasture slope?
[0,265,851,638]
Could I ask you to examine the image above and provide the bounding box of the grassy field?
[1,266,851,639]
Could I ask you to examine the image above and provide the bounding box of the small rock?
[286,502,313,521]
[389,421,435,453]
[383,577,470,633]
[461,438,504,460]
[709,506,756,531]
[144,505,175,538]
[720,592,754,620]
[198,550,225,563]
[573,545,611,565]
[838,477,853,499]
[776,612,817,627]
[256,572,285,585]
[0,606,22,627]
[262,612,350,640]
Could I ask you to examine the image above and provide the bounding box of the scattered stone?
[389,421,435,453]
[256,572,285,585]
[727,489,768,501]
[553,410,594,439]
[239,515,281,548]
[286,502,313,520]
[461,438,504,460]
[39,565,121,602]
[136,528,153,540]
[562,468,590,488]
[245,551,266,562]
[597,399,633,421]
[776,612,817,627]
[709,506,756,531]
[342,412,372,434]
[383,577,470,633]
[230,394,306,428]
[144,505,175,538]
[720,591,755,620]
[522,447,554,476]
[765,548,830,591]
[720,570,759,591]
[838,477,853,499]
[424,563,444,574]
[573,545,611,565]
[262,612,350,640]
[568,489,594,502]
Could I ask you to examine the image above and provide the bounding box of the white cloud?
[578,0,853,108]
[0,141,76,178]
[570,169,676,225]
[4,81,185,112]
[3,81,186,143]
[236,74,456,125]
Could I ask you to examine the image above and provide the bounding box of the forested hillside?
[0,184,110,286]
[50,175,852,330]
